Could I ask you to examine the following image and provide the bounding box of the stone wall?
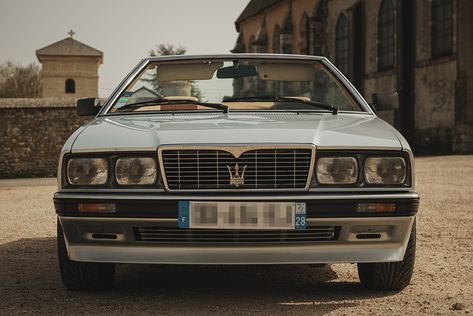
[453,124,473,153]
[0,98,92,178]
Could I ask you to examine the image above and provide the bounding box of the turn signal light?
[357,203,396,213]
[78,203,116,213]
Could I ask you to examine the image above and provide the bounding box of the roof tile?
[36,37,103,60]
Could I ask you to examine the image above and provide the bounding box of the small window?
[431,0,453,58]
[378,0,395,70]
[335,14,349,76]
[65,79,75,94]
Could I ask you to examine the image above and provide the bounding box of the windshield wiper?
[223,96,338,114]
[118,98,229,113]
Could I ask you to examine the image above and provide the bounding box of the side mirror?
[371,91,399,112]
[77,98,101,116]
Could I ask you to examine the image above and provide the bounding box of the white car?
[54,54,419,291]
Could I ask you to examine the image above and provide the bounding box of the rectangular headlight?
[67,158,108,185]
[364,157,406,184]
[316,157,358,185]
[115,157,157,185]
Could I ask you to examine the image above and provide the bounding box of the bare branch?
[0,62,42,98]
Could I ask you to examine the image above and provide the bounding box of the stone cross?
[68,29,75,39]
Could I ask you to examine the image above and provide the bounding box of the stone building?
[233,0,473,153]
[36,31,103,98]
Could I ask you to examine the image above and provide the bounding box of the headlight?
[115,157,157,185]
[316,157,358,184]
[364,157,406,184]
[67,158,108,185]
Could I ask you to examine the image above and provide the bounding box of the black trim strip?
[54,197,419,218]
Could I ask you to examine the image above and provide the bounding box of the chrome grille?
[134,226,339,243]
[160,147,313,190]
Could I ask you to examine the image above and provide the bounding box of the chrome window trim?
[99,59,150,116]
[157,144,316,192]
[100,54,374,115]
[320,58,374,115]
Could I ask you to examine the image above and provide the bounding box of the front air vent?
[135,226,339,244]
[160,146,314,191]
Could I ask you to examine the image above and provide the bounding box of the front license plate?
[178,201,306,230]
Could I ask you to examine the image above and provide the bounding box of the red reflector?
[78,203,116,213]
[357,203,396,213]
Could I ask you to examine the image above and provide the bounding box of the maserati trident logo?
[227,163,247,187]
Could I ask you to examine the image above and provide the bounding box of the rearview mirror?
[371,91,399,112]
[216,64,257,78]
[77,98,101,116]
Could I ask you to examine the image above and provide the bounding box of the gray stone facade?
[234,0,473,153]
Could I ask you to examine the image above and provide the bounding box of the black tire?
[57,221,115,291]
[357,220,416,291]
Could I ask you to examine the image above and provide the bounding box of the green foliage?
[0,62,42,98]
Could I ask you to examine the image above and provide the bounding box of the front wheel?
[357,220,416,291]
[57,221,115,291]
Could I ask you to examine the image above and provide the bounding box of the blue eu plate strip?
[295,202,307,230]
[178,200,190,228]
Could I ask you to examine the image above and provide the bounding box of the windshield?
[108,59,363,113]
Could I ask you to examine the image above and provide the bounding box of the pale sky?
[0,0,249,97]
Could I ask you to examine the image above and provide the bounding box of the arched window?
[378,0,395,70]
[300,13,311,55]
[65,79,75,94]
[431,0,453,58]
[335,14,349,76]
[272,25,280,53]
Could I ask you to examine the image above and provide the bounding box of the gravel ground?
[0,155,472,315]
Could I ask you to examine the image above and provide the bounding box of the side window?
[312,66,359,111]
[431,0,453,58]
[378,0,395,71]
[65,79,75,94]
[335,14,349,76]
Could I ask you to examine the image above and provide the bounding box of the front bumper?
[54,192,418,264]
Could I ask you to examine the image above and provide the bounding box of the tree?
[147,44,202,100]
[0,62,42,98]
[149,44,186,56]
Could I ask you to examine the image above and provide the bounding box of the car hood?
[70,112,403,152]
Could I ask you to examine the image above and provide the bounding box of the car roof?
[146,53,326,63]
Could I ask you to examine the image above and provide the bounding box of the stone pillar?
[310,0,328,56]
[457,0,473,124]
